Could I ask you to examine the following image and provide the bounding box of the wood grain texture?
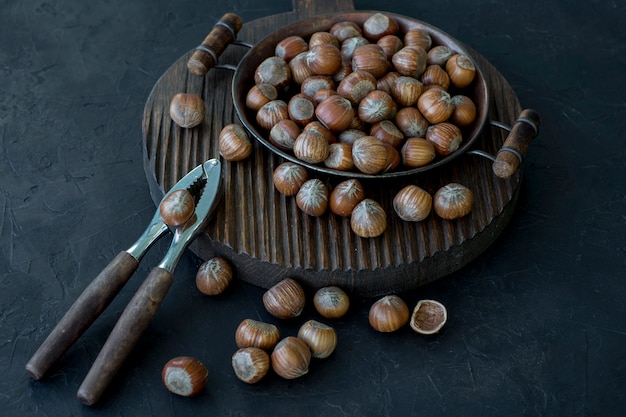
[141,0,524,296]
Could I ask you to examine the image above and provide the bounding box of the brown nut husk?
[410,299,447,335]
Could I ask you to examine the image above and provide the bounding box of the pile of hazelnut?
[161,263,448,394]
[246,12,478,176]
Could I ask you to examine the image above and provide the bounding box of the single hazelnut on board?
[273,162,309,196]
[350,198,387,238]
[296,178,329,216]
[433,183,474,219]
[169,93,205,128]
[329,178,365,217]
[218,124,252,161]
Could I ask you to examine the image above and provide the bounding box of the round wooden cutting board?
[142,0,525,296]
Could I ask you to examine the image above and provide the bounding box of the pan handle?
[187,13,244,77]
[491,109,542,178]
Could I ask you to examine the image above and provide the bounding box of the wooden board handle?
[25,251,139,380]
[492,109,542,178]
[77,267,174,406]
[187,13,243,76]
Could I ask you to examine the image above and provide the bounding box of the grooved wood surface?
[141,0,523,296]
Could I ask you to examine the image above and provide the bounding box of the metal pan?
[189,11,540,180]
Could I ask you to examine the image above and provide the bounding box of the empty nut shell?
[410,299,447,335]
[368,294,409,332]
[262,278,306,319]
[433,183,474,219]
[196,257,233,296]
[162,356,208,397]
[232,347,270,384]
[235,319,281,350]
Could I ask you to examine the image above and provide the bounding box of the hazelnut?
[330,21,363,43]
[426,122,462,156]
[235,319,281,350]
[383,143,402,172]
[313,286,350,318]
[446,54,476,88]
[358,90,396,124]
[309,31,340,48]
[368,294,409,332]
[351,135,389,174]
[195,257,233,295]
[362,13,399,41]
[400,138,436,168]
[232,347,270,384]
[421,64,451,90]
[403,29,432,51]
[169,93,205,128]
[289,51,316,84]
[377,35,404,60]
[450,95,477,127]
[269,119,300,152]
[288,93,316,126]
[350,198,387,238]
[306,43,342,75]
[262,278,306,319]
[393,184,432,222]
[391,75,423,107]
[324,142,355,171]
[301,75,336,98]
[161,357,208,397]
[427,45,454,66]
[297,320,337,359]
[433,183,474,219]
[275,36,309,62]
[273,162,309,196]
[245,83,278,112]
[410,299,447,335]
[392,46,427,78]
[296,178,329,216]
[376,71,401,94]
[417,86,454,124]
[303,121,337,144]
[337,70,377,106]
[315,95,354,132]
[160,189,195,227]
[351,44,390,79]
[395,106,429,138]
[370,120,404,149]
[254,56,291,90]
[256,99,289,130]
[271,336,311,379]
[218,124,252,161]
[329,178,365,216]
[293,130,330,164]
[340,36,369,61]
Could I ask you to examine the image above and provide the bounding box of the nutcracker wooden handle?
[25,251,139,380]
[187,13,243,76]
[492,109,542,178]
[77,267,174,406]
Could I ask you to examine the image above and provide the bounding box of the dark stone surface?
[1,0,625,415]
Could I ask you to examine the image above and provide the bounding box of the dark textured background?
[1,0,625,416]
